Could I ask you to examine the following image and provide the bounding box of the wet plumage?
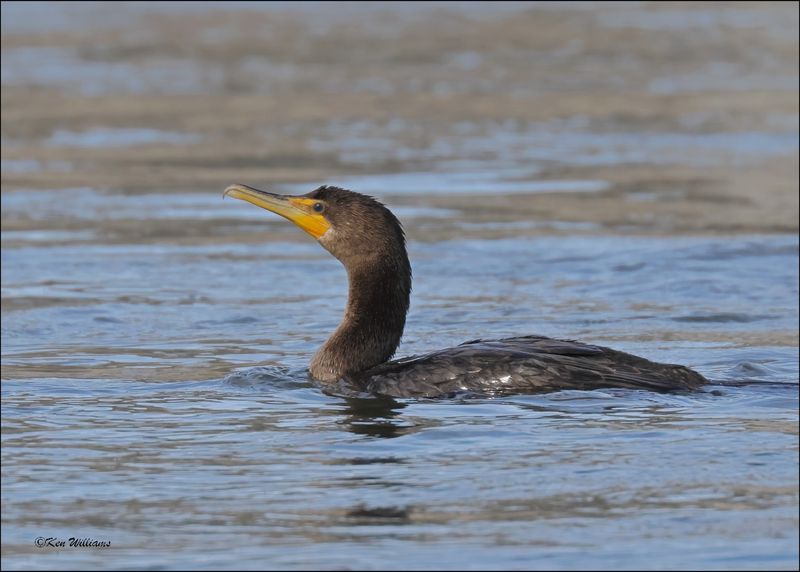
[224,184,708,398]
[344,336,706,398]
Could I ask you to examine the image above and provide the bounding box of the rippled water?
[3,228,798,570]
[2,2,799,570]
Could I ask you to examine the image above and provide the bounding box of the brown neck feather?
[309,253,411,382]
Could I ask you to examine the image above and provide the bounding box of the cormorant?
[224,184,707,398]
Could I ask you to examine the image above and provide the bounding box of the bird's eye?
[312,202,325,213]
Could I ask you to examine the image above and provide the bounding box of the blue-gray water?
[2,2,799,570]
[3,231,798,570]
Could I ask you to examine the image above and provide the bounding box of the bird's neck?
[310,256,411,382]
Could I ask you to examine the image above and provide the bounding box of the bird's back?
[338,335,707,398]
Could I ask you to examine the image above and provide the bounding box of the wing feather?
[345,335,706,398]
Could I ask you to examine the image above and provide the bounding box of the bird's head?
[223,184,408,269]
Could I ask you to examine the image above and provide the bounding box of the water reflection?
[337,397,411,439]
[345,504,413,523]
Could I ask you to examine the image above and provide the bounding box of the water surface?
[3,230,798,570]
[2,2,798,570]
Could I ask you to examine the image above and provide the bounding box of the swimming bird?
[224,184,707,398]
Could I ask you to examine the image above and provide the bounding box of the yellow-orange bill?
[223,184,330,239]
